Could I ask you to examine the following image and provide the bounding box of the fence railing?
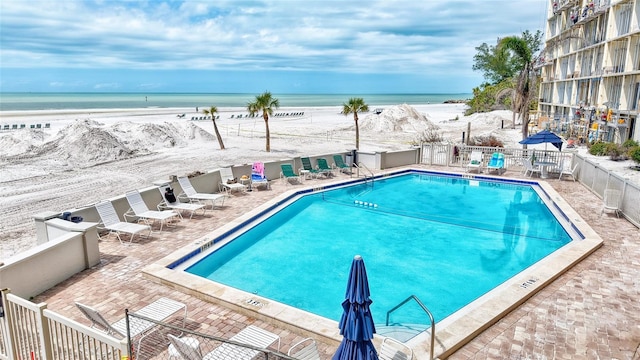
[0,288,296,360]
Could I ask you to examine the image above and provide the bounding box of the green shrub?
[629,146,640,163]
[588,141,608,156]
[622,139,639,149]
[605,143,625,160]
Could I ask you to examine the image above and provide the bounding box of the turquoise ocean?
[0,92,470,111]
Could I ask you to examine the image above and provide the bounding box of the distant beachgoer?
[196,107,198,112]
[145,96,147,102]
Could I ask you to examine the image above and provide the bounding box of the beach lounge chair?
[167,325,280,360]
[466,151,483,173]
[95,200,151,244]
[177,176,226,209]
[316,158,334,177]
[157,186,206,219]
[76,297,187,356]
[486,152,506,174]
[280,163,301,184]
[379,337,414,360]
[124,190,179,231]
[601,189,621,217]
[251,162,270,190]
[219,167,246,194]
[332,154,352,174]
[288,338,321,360]
[300,157,320,179]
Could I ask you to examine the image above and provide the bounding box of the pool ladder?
[354,162,375,189]
[385,295,435,360]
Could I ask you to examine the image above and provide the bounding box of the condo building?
[538,0,640,144]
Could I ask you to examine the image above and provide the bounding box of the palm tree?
[202,106,225,150]
[247,91,280,152]
[342,98,369,150]
[499,36,538,138]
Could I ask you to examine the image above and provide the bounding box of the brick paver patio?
[32,166,640,359]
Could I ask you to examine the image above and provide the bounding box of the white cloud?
[0,0,547,92]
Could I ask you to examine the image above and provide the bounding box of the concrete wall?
[0,219,99,299]
[380,148,421,169]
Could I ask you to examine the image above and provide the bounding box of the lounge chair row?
[95,176,225,244]
[191,116,219,121]
[279,155,352,185]
[1,123,50,130]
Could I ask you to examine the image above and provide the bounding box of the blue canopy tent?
[333,255,379,360]
[519,130,564,151]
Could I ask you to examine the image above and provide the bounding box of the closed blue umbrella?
[333,255,379,360]
[519,130,563,150]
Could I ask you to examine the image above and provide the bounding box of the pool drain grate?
[246,299,264,307]
[520,278,538,289]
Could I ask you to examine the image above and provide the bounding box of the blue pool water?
[186,173,572,324]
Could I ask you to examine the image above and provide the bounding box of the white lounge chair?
[601,189,621,217]
[288,337,320,360]
[76,297,187,357]
[95,200,151,244]
[157,186,206,219]
[177,176,226,209]
[379,337,414,360]
[465,151,483,173]
[218,167,246,194]
[124,190,179,231]
[167,325,280,360]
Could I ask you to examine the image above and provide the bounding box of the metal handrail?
[385,294,435,360]
[354,162,375,187]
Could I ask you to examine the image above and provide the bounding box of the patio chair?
[379,337,414,360]
[124,190,179,231]
[288,338,320,360]
[95,200,151,244]
[465,151,483,173]
[168,325,280,360]
[558,159,578,181]
[486,152,506,175]
[177,176,226,209]
[280,163,301,184]
[332,154,352,174]
[76,298,187,357]
[219,167,246,194]
[522,156,541,177]
[251,162,270,190]
[157,186,206,219]
[601,189,621,217]
[316,158,334,177]
[300,157,320,179]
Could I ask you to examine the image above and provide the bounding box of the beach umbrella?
[332,255,379,360]
[519,130,563,151]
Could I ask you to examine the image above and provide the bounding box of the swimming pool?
[183,173,573,323]
[148,169,602,357]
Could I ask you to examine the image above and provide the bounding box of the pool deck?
[31,165,640,359]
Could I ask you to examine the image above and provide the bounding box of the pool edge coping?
[141,168,604,358]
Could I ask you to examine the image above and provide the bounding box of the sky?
[0,0,549,94]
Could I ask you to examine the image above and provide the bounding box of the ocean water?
[0,92,471,111]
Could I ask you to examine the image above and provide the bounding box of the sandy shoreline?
[1,103,638,260]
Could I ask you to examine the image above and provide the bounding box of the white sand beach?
[1,103,638,259]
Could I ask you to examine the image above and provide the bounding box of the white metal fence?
[0,289,126,360]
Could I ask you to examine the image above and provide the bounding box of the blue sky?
[0,0,548,94]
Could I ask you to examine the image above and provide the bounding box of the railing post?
[1,289,17,360]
